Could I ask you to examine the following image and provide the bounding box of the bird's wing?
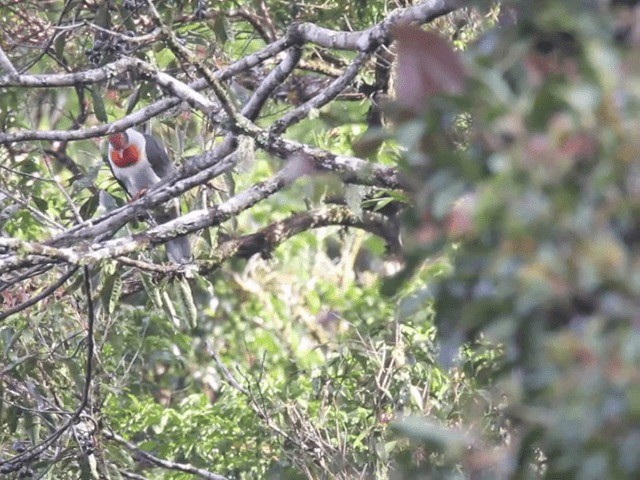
[144,134,176,180]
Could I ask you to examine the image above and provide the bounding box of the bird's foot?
[128,188,148,203]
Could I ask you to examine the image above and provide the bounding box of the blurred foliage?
[390,0,640,477]
[0,1,499,479]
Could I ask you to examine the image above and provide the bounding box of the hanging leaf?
[32,197,48,213]
[176,277,197,329]
[211,15,231,44]
[6,405,19,434]
[79,193,100,220]
[54,33,67,60]
[100,271,116,315]
[140,273,163,309]
[392,25,467,111]
[108,276,123,315]
[94,0,110,29]
[24,412,41,446]
[91,87,108,123]
[125,86,143,115]
[161,290,181,329]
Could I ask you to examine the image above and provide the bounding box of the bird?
[106,127,191,264]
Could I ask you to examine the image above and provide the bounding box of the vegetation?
[1,0,640,478]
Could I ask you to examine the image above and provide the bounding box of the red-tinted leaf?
[392,25,467,110]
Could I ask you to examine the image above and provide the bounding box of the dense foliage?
[1,0,640,479]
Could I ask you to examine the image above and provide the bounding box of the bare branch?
[0,57,137,88]
[103,430,229,480]
[0,38,292,143]
[0,45,17,75]
[242,46,302,121]
[295,0,460,51]
[0,0,459,143]
[269,50,370,135]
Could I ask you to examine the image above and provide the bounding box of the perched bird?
[106,128,191,264]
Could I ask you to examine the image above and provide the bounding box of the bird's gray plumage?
[143,133,176,179]
[106,128,191,264]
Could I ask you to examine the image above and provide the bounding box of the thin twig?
[0,266,95,473]
[103,430,229,480]
[0,267,79,321]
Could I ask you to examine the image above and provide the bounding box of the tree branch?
[119,204,399,296]
[103,430,229,480]
[0,57,138,88]
[0,38,291,143]
[242,46,302,121]
[269,50,371,135]
[0,0,460,143]
[0,161,295,273]
[219,205,400,260]
[293,0,460,50]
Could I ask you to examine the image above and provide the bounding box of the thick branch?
[0,37,292,143]
[50,132,397,251]
[0,163,294,272]
[293,0,460,50]
[260,136,402,189]
[0,57,137,88]
[242,47,302,121]
[218,205,400,260]
[120,205,399,295]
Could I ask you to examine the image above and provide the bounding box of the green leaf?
[211,15,231,44]
[24,412,41,446]
[391,417,468,453]
[109,276,123,315]
[176,277,197,329]
[32,197,48,213]
[94,0,110,29]
[79,194,99,220]
[54,34,66,60]
[91,87,108,123]
[6,405,19,434]
[155,48,177,70]
[100,272,116,315]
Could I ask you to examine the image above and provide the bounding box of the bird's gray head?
[108,130,129,150]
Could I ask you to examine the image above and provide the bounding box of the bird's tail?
[155,201,191,264]
[166,236,191,264]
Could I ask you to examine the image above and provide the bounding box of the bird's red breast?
[110,145,140,168]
